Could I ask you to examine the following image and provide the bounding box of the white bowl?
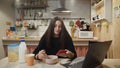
[45,55,58,64]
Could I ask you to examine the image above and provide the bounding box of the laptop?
[69,40,112,68]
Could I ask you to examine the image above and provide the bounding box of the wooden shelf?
[94,0,104,9]
[18,5,48,9]
[91,0,112,23]
[92,18,108,23]
[22,17,85,20]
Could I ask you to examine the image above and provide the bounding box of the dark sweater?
[33,37,77,59]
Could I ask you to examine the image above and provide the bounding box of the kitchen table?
[0,57,65,68]
[0,57,120,68]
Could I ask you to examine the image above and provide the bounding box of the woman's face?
[54,20,62,37]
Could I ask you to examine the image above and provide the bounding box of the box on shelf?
[79,31,93,38]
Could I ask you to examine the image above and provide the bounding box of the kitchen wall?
[15,0,91,37]
[15,0,91,21]
[0,0,15,59]
[0,0,91,58]
[112,0,120,58]
[44,0,91,21]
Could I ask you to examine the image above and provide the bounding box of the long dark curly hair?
[41,17,71,49]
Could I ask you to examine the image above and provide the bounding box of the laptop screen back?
[82,40,112,68]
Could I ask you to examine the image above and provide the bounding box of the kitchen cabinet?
[91,20,111,42]
[75,46,88,57]
[2,38,97,57]
[3,45,88,57]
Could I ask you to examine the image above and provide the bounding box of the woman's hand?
[36,50,48,60]
[65,49,74,59]
[57,49,74,59]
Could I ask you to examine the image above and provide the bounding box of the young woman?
[33,17,77,60]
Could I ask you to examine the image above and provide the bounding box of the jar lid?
[8,43,19,47]
[20,39,25,42]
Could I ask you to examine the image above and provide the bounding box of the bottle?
[19,39,27,63]
[71,26,75,38]
[74,26,80,38]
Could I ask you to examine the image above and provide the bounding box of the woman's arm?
[33,38,46,59]
[66,37,77,59]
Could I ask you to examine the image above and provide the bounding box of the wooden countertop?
[72,38,98,42]
[2,37,41,42]
[2,37,98,46]
[2,37,98,42]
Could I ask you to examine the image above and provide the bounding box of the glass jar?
[8,43,19,62]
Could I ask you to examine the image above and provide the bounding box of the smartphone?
[56,50,67,56]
